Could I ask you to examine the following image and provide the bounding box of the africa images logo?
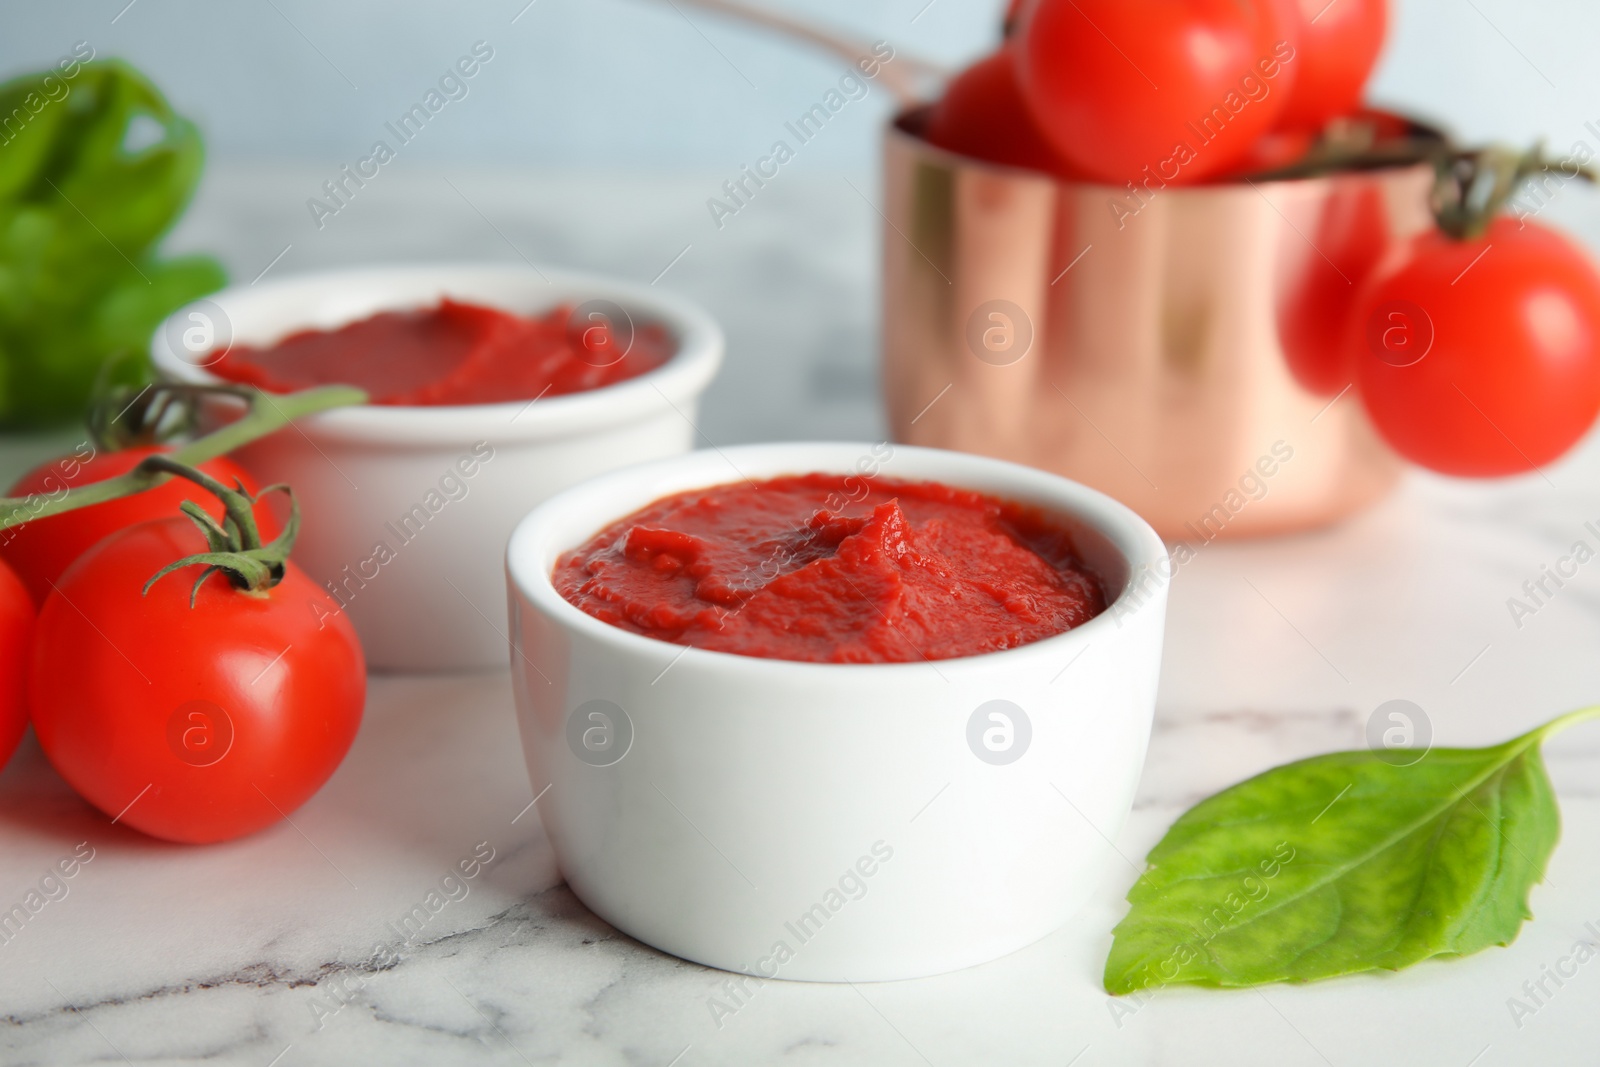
[566,699,634,767]
[967,700,1032,765]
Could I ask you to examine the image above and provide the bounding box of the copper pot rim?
[889,105,1450,193]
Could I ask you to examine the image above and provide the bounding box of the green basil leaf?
[1104,709,1597,994]
[0,79,72,200]
[0,59,222,428]
[50,64,207,254]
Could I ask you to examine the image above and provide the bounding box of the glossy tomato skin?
[30,518,365,843]
[1278,0,1387,130]
[0,557,33,771]
[1353,218,1600,476]
[3,445,276,608]
[925,48,1080,175]
[1017,0,1299,185]
[1278,180,1389,395]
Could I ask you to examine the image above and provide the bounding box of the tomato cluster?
[928,0,1388,184]
[1274,150,1600,476]
[925,3,1600,477]
[0,443,365,844]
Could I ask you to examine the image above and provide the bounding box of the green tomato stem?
[0,384,365,531]
[135,453,268,551]
[1432,142,1599,241]
[136,454,306,604]
[87,380,253,452]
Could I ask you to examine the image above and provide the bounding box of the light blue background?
[4,0,1600,173]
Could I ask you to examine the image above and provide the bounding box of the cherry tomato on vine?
[1278,179,1389,395]
[29,466,363,844]
[924,48,1079,175]
[1277,0,1388,131]
[1352,217,1600,476]
[2,445,275,607]
[0,557,33,771]
[1016,0,1299,185]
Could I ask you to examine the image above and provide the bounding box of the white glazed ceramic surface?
[150,264,723,672]
[505,443,1169,982]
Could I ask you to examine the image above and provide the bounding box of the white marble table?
[4,166,1600,1066]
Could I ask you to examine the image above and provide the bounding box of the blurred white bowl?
[152,263,723,671]
[505,442,1168,981]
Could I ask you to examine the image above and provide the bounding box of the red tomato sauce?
[209,299,672,405]
[554,473,1107,664]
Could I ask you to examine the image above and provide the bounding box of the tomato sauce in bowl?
[554,473,1106,664]
[209,299,672,405]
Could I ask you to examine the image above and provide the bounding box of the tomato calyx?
[88,381,260,454]
[138,455,299,606]
[1241,111,1447,182]
[1432,143,1597,241]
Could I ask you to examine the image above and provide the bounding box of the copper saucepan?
[881,108,1440,541]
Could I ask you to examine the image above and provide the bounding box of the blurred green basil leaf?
[0,57,225,428]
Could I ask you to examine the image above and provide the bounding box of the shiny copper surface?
[881,110,1437,540]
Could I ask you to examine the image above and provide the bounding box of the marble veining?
[2,168,1599,1064]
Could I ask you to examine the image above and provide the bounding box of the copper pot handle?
[660,0,947,106]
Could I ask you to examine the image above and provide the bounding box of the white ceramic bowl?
[150,264,723,672]
[506,443,1169,982]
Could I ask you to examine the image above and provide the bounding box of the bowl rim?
[505,441,1170,678]
[149,262,724,445]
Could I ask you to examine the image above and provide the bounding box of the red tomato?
[30,518,365,843]
[1352,218,1600,476]
[924,49,1081,176]
[1016,0,1299,185]
[1218,125,1315,177]
[1278,0,1387,131]
[3,445,276,608]
[1278,180,1389,394]
[0,558,33,771]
